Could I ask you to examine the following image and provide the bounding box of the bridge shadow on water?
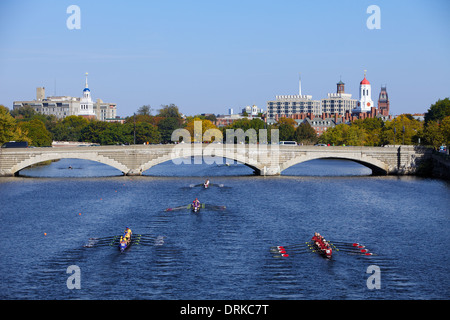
[18,157,372,178]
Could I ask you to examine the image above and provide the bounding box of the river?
[0,158,448,301]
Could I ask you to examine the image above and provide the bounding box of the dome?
[83,88,90,92]
[360,77,370,85]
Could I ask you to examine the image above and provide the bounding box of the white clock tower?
[354,70,374,113]
[79,72,95,117]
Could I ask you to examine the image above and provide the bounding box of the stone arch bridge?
[0,144,431,177]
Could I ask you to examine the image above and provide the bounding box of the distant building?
[303,116,336,136]
[242,105,263,116]
[321,79,357,115]
[377,85,390,116]
[267,76,321,124]
[353,70,374,114]
[78,72,96,119]
[215,114,248,127]
[13,73,117,121]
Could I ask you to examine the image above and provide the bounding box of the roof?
[360,77,370,85]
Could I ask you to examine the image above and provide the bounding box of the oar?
[270,242,312,250]
[165,204,192,212]
[328,241,365,248]
[272,248,324,258]
[270,247,310,255]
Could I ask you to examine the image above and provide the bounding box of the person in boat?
[119,235,128,248]
[204,179,210,188]
[123,227,132,242]
[312,233,320,242]
[193,198,201,209]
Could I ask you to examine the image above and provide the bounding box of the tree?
[157,104,182,118]
[276,117,297,127]
[424,98,450,124]
[319,123,367,146]
[441,116,450,146]
[128,122,161,144]
[294,122,317,145]
[380,115,423,145]
[157,117,183,143]
[51,116,89,141]
[80,121,112,144]
[0,105,31,145]
[278,123,295,141]
[275,117,296,141]
[319,124,346,146]
[345,125,368,146]
[18,119,52,147]
[137,105,153,116]
[422,120,444,148]
[10,105,38,119]
[184,117,219,142]
[352,117,384,146]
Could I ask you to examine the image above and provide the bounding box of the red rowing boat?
[311,233,332,259]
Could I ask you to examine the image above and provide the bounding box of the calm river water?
[0,157,448,301]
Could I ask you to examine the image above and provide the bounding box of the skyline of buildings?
[265,71,391,125]
[8,70,429,137]
[13,73,117,121]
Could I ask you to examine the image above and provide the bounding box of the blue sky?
[0,0,449,117]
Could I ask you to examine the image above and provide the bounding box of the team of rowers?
[311,232,332,256]
[119,227,132,245]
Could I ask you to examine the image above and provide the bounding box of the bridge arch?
[12,153,129,176]
[139,146,263,175]
[279,153,389,175]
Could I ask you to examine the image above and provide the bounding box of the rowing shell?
[119,237,131,253]
[312,241,332,259]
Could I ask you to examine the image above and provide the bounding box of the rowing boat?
[312,241,332,259]
[311,234,332,259]
[192,203,201,213]
[186,203,204,213]
[119,236,131,253]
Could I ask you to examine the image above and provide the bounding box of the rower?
[193,198,201,207]
[204,179,210,188]
[123,227,132,241]
[312,233,319,242]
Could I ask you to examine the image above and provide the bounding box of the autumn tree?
[0,105,31,145]
[18,119,52,147]
[184,117,219,142]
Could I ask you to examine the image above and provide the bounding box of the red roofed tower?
[353,70,374,114]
